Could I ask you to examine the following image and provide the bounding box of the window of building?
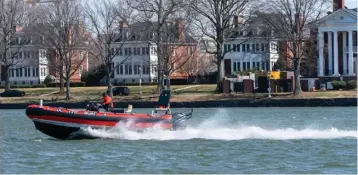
[124,48,128,55]
[137,48,140,55]
[23,81,25,85]
[242,44,246,52]
[32,68,35,77]
[133,47,137,55]
[116,48,119,55]
[31,51,34,58]
[120,48,123,56]
[146,47,149,55]
[142,47,145,55]
[132,79,135,83]
[189,47,194,55]
[224,44,227,52]
[129,64,132,74]
[16,68,19,77]
[261,43,265,52]
[134,64,138,74]
[233,44,236,52]
[36,67,39,77]
[256,62,260,69]
[227,44,231,52]
[243,62,246,71]
[247,44,250,52]
[256,44,260,52]
[238,62,241,71]
[120,64,123,74]
[24,68,27,77]
[116,63,119,75]
[28,68,30,77]
[237,44,240,52]
[252,44,255,52]
[128,48,132,55]
[125,64,129,74]
[233,62,237,72]
[247,62,250,70]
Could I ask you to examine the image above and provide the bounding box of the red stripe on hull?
[27,104,172,120]
[29,115,173,129]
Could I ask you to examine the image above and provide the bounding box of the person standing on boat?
[102,92,114,111]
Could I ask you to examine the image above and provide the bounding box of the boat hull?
[33,119,97,140]
[26,104,193,140]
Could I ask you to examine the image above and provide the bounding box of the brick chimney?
[175,18,185,41]
[233,15,244,28]
[333,0,345,11]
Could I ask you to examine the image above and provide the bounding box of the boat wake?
[81,119,357,141]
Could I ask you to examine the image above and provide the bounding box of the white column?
[240,59,243,71]
[342,32,347,75]
[318,31,324,76]
[348,30,355,75]
[333,31,339,76]
[328,32,333,75]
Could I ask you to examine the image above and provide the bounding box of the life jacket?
[103,95,114,108]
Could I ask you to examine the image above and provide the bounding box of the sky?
[345,0,358,8]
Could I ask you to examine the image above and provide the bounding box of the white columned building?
[313,8,357,78]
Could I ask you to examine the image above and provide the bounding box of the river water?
[0,107,357,174]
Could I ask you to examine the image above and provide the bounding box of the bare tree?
[128,0,197,92]
[260,0,329,95]
[0,0,30,91]
[180,51,216,78]
[189,0,253,91]
[84,0,135,96]
[32,0,88,100]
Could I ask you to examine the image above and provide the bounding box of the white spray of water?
[81,109,358,141]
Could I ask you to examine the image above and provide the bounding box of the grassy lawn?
[0,85,356,104]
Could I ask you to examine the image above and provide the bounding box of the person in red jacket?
[102,92,113,111]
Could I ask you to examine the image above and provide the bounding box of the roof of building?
[113,20,198,44]
[308,7,357,27]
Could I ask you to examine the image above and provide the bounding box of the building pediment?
[315,8,357,26]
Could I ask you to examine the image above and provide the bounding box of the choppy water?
[0,107,357,173]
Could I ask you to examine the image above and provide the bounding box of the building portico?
[315,8,357,78]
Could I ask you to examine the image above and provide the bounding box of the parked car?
[112,86,130,96]
[0,90,26,97]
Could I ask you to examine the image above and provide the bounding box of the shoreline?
[0,98,356,109]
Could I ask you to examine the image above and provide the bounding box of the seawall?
[0,98,356,109]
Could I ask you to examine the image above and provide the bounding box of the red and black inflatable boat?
[26,90,193,140]
[26,104,193,140]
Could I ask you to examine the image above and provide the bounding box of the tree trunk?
[65,77,71,100]
[156,68,162,93]
[293,58,302,96]
[165,72,170,90]
[106,64,113,97]
[59,68,65,93]
[4,66,10,91]
[215,57,224,92]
